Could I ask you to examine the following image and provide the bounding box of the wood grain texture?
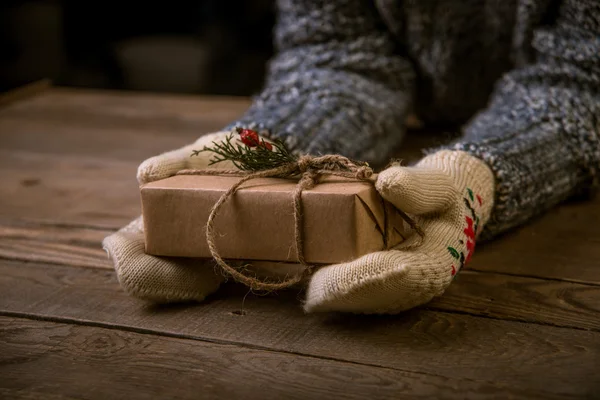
[1,221,599,331]
[0,149,139,228]
[0,87,251,161]
[0,317,541,400]
[1,260,599,398]
[430,270,600,331]
[0,219,111,269]
[467,196,600,284]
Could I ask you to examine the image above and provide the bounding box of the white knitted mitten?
[136,131,236,184]
[103,131,236,302]
[304,150,495,314]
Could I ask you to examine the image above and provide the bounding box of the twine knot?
[297,155,314,173]
[355,166,373,180]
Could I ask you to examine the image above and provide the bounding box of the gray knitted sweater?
[227,0,600,240]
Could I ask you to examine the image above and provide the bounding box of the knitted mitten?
[136,131,236,184]
[102,216,224,302]
[103,131,237,302]
[304,150,495,314]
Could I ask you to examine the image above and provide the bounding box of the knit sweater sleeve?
[447,0,600,240]
[226,0,415,165]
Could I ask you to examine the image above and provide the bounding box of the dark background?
[0,0,276,95]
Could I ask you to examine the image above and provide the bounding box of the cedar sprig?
[192,128,297,172]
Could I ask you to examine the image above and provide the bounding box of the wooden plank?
[0,87,251,133]
[0,219,111,269]
[468,196,600,284]
[1,260,599,397]
[1,317,526,400]
[0,150,139,228]
[1,221,600,330]
[0,79,51,108]
[0,388,78,400]
[429,270,600,331]
[0,108,234,164]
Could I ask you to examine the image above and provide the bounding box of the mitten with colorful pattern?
[304,150,495,314]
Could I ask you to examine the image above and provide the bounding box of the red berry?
[239,129,259,147]
[260,140,273,151]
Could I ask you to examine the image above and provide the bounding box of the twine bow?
[176,154,424,292]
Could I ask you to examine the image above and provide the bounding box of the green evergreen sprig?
[192,128,297,172]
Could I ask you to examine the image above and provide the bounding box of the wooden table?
[1,86,599,399]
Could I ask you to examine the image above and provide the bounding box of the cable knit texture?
[103,217,225,303]
[305,150,495,313]
[227,0,599,240]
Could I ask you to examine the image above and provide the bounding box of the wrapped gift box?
[141,174,409,264]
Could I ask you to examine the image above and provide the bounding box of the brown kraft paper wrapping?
[141,174,408,264]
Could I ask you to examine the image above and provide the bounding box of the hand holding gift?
[305,150,494,313]
[102,131,236,303]
[103,129,299,303]
[103,129,494,313]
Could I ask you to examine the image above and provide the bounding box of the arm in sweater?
[448,0,600,240]
[226,0,415,165]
